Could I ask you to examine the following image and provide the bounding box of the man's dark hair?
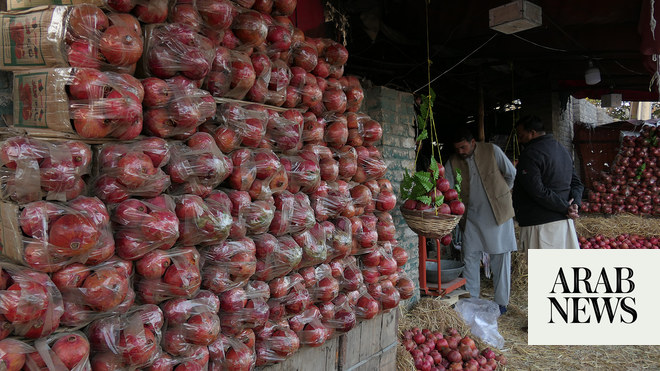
[517,115,545,132]
[450,126,475,144]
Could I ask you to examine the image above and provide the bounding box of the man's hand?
[567,198,579,219]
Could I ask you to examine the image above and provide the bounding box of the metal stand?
[417,235,466,297]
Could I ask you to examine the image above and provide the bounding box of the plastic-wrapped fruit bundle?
[348,183,373,218]
[245,51,272,103]
[208,332,256,371]
[269,191,315,236]
[218,280,270,335]
[195,0,235,43]
[175,193,233,246]
[205,48,256,100]
[337,256,364,292]
[67,68,144,139]
[52,257,134,327]
[321,292,357,335]
[111,195,179,261]
[321,217,352,262]
[244,199,275,235]
[165,133,233,197]
[224,149,257,192]
[307,264,339,304]
[292,223,327,269]
[0,263,63,339]
[350,213,378,255]
[13,197,112,272]
[368,278,400,313]
[354,145,388,183]
[301,145,337,183]
[346,112,378,147]
[230,8,268,49]
[0,137,91,203]
[87,304,164,369]
[263,109,303,153]
[287,305,331,348]
[161,290,221,358]
[134,247,202,304]
[265,59,291,106]
[254,320,300,366]
[322,113,348,149]
[264,15,293,58]
[280,154,321,194]
[64,5,143,72]
[25,331,91,370]
[250,149,288,200]
[0,338,35,371]
[142,76,217,139]
[295,68,323,112]
[319,79,348,115]
[301,111,326,145]
[333,145,358,181]
[220,189,249,240]
[201,237,256,294]
[393,269,415,301]
[267,273,311,317]
[309,180,351,222]
[289,39,317,74]
[93,138,171,204]
[200,102,268,152]
[253,234,302,281]
[374,211,396,243]
[144,23,215,81]
[142,348,210,371]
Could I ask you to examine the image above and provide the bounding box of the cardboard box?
[12,67,73,132]
[489,0,542,34]
[0,201,25,263]
[6,0,102,11]
[0,6,68,70]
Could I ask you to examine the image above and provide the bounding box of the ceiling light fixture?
[585,60,601,85]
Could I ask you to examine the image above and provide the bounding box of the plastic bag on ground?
[454,297,505,349]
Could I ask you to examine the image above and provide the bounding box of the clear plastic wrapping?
[251,149,288,200]
[161,290,221,351]
[269,191,315,236]
[142,76,216,138]
[218,280,270,335]
[353,145,388,183]
[205,49,256,100]
[280,154,320,194]
[0,338,35,371]
[246,51,272,103]
[12,196,113,272]
[323,217,352,261]
[292,223,327,269]
[86,304,164,368]
[165,133,232,196]
[134,247,202,304]
[0,262,63,339]
[208,332,256,370]
[309,180,351,222]
[53,257,134,327]
[267,273,310,316]
[307,264,339,303]
[254,320,299,366]
[265,59,291,106]
[244,199,275,235]
[253,234,303,281]
[65,5,143,71]
[0,137,91,203]
[202,102,269,152]
[231,8,268,49]
[26,331,91,371]
[287,305,331,348]
[93,139,171,204]
[175,193,233,246]
[225,149,257,192]
[201,237,256,294]
[321,293,356,335]
[264,109,303,153]
[144,23,215,81]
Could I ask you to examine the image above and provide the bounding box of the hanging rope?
[651,0,657,40]
[504,62,521,164]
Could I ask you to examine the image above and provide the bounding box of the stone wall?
[363,86,420,307]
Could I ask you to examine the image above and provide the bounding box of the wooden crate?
[257,336,340,371]
[339,309,398,371]
[256,309,399,371]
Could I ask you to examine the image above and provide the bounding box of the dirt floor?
[477,250,660,371]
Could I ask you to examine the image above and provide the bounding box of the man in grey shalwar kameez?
[444,128,517,314]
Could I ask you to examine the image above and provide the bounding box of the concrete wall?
[363,86,420,307]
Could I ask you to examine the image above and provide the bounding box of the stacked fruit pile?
[0,0,413,369]
[581,123,660,216]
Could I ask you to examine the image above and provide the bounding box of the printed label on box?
[14,71,49,128]
[1,12,47,66]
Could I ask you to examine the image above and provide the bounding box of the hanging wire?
[504,62,521,163]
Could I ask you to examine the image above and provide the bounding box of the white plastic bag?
[454,297,505,349]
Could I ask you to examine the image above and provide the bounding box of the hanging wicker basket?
[400,206,462,239]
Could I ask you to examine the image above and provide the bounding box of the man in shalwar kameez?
[444,127,517,314]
